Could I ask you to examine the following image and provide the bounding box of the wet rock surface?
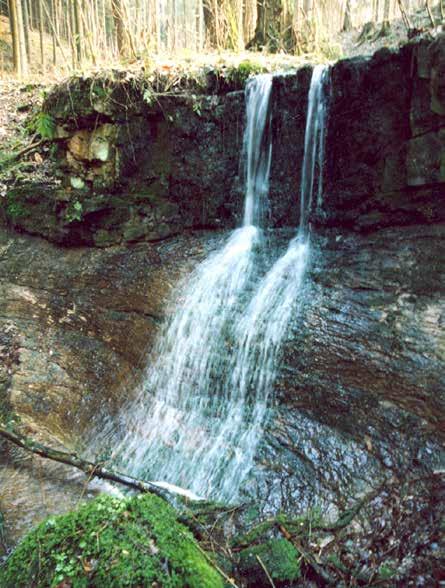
[250,223,445,513]
[0,228,217,438]
[320,36,445,232]
[1,222,444,546]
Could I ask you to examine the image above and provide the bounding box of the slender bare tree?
[8,0,28,75]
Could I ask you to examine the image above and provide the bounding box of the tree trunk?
[253,0,267,47]
[425,0,436,26]
[203,0,217,48]
[26,0,33,28]
[397,0,412,29]
[73,0,82,64]
[380,0,391,34]
[67,0,75,67]
[236,0,244,50]
[21,0,31,62]
[9,0,28,75]
[16,0,28,74]
[38,0,45,69]
[249,0,283,51]
[374,0,380,21]
[50,0,57,65]
[342,0,353,31]
[383,0,391,23]
[112,0,125,57]
[8,0,21,74]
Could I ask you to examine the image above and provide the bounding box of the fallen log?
[0,423,169,501]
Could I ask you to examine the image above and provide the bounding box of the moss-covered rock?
[0,493,224,588]
[231,509,325,549]
[237,538,301,587]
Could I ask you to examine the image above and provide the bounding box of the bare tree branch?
[0,422,169,501]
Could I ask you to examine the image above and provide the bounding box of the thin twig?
[12,139,46,160]
[194,540,240,587]
[256,554,277,588]
[397,0,412,30]
[278,524,336,585]
[0,422,170,501]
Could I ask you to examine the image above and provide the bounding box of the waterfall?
[111,74,273,500]
[243,74,273,228]
[105,66,329,502]
[299,65,329,231]
[226,65,330,476]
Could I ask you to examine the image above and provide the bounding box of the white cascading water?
[299,64,329,231]
[107,66,329,502]
[111,74,273,500]
[243,74,273,227]
[226,65,330,471]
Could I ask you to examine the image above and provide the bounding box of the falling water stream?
[112,74,273,499]
[111,66,329,501]
[224,65,330,494]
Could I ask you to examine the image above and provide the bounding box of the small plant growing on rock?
[225,60,267,85]
[32,112,56,140]
[143,87,155,107]
[66,200,83,223]
[191,95,203,116]
[5,193,26,219]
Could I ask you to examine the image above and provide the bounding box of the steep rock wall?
[320,35,445,231]
[2,80,245,245]
[2,35,444,243]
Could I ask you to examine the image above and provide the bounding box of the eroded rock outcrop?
[2,78,245,245]
[320,35,445,231]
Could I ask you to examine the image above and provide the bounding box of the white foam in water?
[243,74,273,227]
[150,481,204,501]
[117,224,260,494]
[300,65,330,230]
[212,236,309,499]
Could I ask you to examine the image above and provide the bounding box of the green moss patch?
[232,509,325,549]
[238,538,301,587]
[0,493,224,588]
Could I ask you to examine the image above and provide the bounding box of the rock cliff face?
[1,36,444,545]
[3,78,246,245]
[254,224,445,512]
[2,36,444,243]
[321,36,445,231]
